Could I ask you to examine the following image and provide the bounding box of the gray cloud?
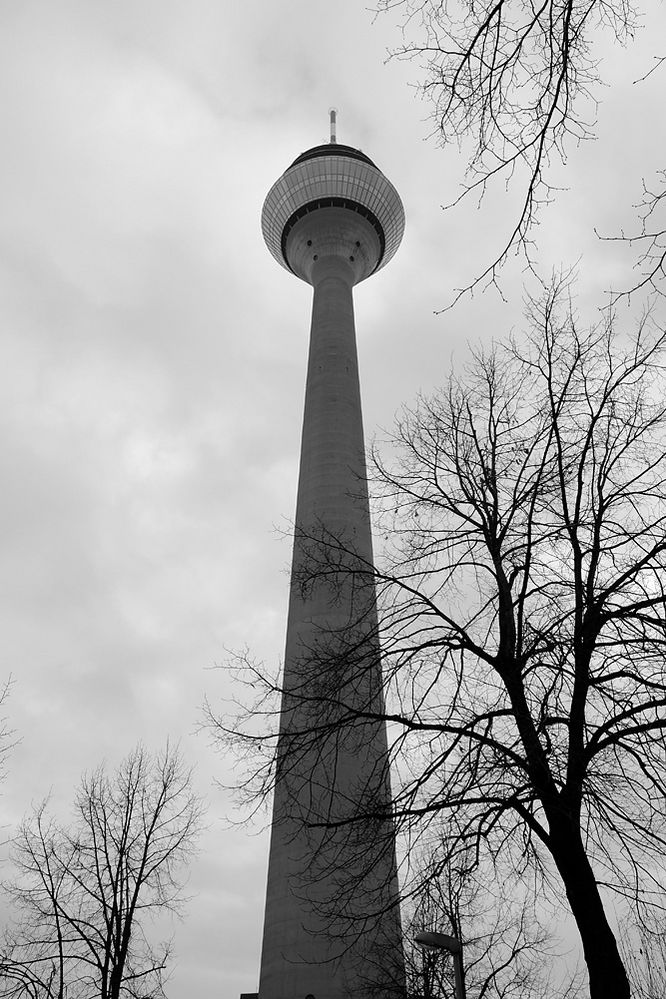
[1,0,665,995]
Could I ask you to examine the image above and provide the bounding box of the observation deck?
[261,138,405,285]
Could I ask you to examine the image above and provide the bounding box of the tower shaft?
[259,256,402,999]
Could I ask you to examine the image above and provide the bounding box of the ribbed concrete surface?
[258,255,403,999]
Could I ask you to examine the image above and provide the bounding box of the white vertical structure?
[258,128,406,999]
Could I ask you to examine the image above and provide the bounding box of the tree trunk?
[550,821,630,999]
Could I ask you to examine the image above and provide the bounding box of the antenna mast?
[329,107,337,143]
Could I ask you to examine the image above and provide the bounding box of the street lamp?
[415,930,466,999]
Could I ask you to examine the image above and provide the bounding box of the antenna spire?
[329,107,337,144]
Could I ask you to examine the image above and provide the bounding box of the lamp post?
[415,931,466,999]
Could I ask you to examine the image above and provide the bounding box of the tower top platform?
[289,143,377,169]
[261,140,405,283]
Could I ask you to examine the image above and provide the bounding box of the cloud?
[1,0,665,995]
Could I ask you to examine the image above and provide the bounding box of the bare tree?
[599,173,666,302]
[375,0,665,302]
[213,276,666,999]
[0,744,202,999]
[0,678,15,794]
[619,914,666,999]
[400,851,580,999]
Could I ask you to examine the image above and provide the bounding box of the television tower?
[258,113,406,999]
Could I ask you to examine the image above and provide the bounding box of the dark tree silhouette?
[399,850,580,999]
[619,914,666,999]
[600,172,666,302]
[0,678,15,793]
[212,277,666,999]
[0,744,202,999]
[375,0,666,302]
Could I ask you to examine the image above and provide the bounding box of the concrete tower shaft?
[258,138,405,999]
[285,209,382,285]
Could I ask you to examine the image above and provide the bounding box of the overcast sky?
[2,1,666,996]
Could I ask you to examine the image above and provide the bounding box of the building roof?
[290,143,377,169]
